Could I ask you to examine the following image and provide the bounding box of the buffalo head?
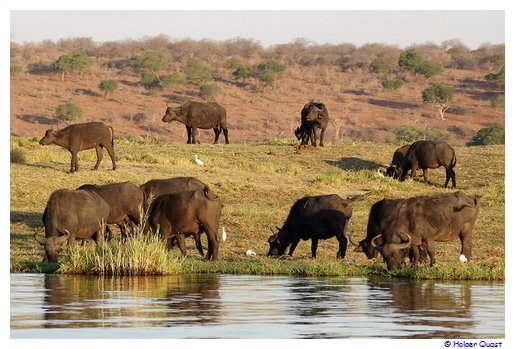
[348,231,380,259]
[162,106,182,123]
[267,229,288,257]
[39,129,59,145]
[372,232,412,270]
[34,230,70,263]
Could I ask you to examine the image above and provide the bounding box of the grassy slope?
[9,138,505,279]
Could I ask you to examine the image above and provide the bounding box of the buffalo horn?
[371,234,383,252]
[392,232,411,251]
[347,231,360,247]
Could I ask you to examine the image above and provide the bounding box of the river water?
[10,273,504,339]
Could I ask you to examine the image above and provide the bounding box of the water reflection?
[10,274,504,339]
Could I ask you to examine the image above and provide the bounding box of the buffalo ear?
[34,233,47,245]
[58,230,70,245]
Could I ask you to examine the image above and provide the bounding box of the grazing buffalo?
[39,122,116,173]
[296,102,329,147]
[162,101,229,144]
[77,182,145,238]
[267,194,353,259]
[34,189,111,262]
[386,144,411,178]
[147,187,221,260]
[140,176,207,256]
[352,191,479,270]
[399,140,457,188]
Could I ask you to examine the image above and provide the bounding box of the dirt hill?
[10,39,505,146]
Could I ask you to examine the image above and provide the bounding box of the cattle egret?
[222,227,227,242]
[245,249,256,256]
[376,169,385,178]
[459,254,468,263]
[194,154,205,166]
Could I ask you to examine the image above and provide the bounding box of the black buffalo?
[353,191,479,270]
[162,101,229,144]
[39,122,116,173]
[34,189,111,262]
[267,194,353,259]
[147,187,221,260]
[296,102,329,147]
[399,140,457,188]
[77,182,145,238]
[386,144,411,178]
[140,177,209,256]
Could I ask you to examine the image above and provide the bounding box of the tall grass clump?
[58,233,181,275]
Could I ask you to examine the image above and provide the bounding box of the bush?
[186,58,213,85]
[10,64,23,77]
[10,148,26,164]
[467,124,505,146]
[396,125,453,143]
[259,70,277,87]
[489,95,505,109]
[232,65,253,83]
[99,80,119,98]
[55,102,82,122]
[160,73,186,88]
[381,79,404,90]
[199,83,221,100]
[140,72,159,89]
[258,59,286,73]
[370,56,391,73]
[135,51,169,74]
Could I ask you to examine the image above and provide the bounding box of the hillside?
[10,38,505,145]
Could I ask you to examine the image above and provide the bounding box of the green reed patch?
[58,233,181,276]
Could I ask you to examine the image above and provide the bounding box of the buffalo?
[385,144,411,178]
[161,101,229,144]
[146,187,221,260]
[77,182,145,238]
[398,140,457,188]
[352,191,479,270]
[34,189,111,262]
[140,177,209,256]
[296,102,329,147]
[267,194,353,259]
[39,122,116,173]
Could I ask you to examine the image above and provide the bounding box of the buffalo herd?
[34,100,480,270]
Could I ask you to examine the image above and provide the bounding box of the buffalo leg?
[93,145,104,170]
[422,169,429,183]
[104,143,116,171]
[319,127,326,147]
[335,233,348,259]
[213,126,221,144]
[459,231,472,260]
[311,128,318,147]
[194,231,205,257]
[186,126,193,144]
[288,238,301,256]
[191,126,199,144]
[425,238,436,266]
[175,234,187,256]
[311,238,319,258]
[445,167,457,188]
[70,151,78,172]
[222,127,229,144]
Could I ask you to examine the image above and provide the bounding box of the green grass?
[10,138,505,279]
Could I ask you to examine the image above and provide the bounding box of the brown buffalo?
[39,122,116,173]
[162,101,229,144]
[268,194,353,259]
[399,140,457,188]
[34,189,111,262]
[296,102,329,147]
[386,144,411,179]
[77,181,144,238]
[353,192,479,270]
[147,187,221,260]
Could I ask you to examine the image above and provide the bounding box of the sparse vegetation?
[55,102,82,122]
[422,83,454,120]
[467,124,505,146]
[10,63,23,78]
[381,79,404,90]
[98,80,118,99]
[199,83,221,101]
[186,58,213,85]
[396,125,453,143]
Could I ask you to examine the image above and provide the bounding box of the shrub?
[258,59,286,73]
[381,79,404,90]
[199,83,221,100]
[99,80,119,99]
[467,124,505,146]
[422,83,454,120]
[10,148,26,164]
[370,56,391,73]
[226,56,244,69]
[396,125,453,143]
[186,58,213,85]
[232,65,253,83]
[160,73,186,88]
[55,102,82,122]
[135,51,169,75]
[489,95,505,109]
[10,64,23,77]
[140,72,159,89]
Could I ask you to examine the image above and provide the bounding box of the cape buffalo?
[267,194,353,259]
[161,101,229,144]
[352,191,479,270]
[34,189,111,262]
[140,176,207,256]
[77,182,145,238]
[386,144,411,178]
[399,140,457,188]
[296,102,329,147]
[147,187,221,260]
[39,122,116,173]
